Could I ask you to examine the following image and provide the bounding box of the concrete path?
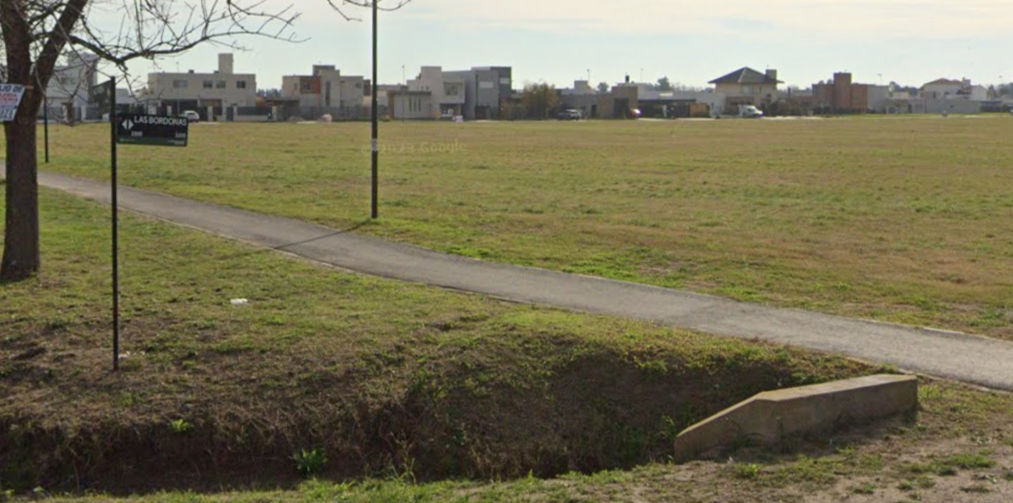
[33,171,1013,391]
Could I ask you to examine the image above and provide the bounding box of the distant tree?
[889,81,919,95]
[259,88,283,99]
[521,83,560,120]
[597,82,610,94]
[657,76,673,91]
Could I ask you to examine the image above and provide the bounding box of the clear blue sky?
[115,0,1013,91]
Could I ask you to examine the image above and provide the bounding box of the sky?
[106,0,1013,91]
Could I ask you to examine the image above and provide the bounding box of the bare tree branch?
[326,0,412,22]
[1,0,414,281]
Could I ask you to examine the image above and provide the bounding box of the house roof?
[923,78,963,87]
[709,67,782,85]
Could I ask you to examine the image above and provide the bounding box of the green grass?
[0,188,871,493]
[26,116,1013,339]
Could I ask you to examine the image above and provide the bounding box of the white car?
[181,110,200,123]
[739,105,764,119]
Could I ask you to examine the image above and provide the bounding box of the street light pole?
[370,0,379,219]
[43,94,49,163]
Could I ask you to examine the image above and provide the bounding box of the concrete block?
[673,374,918,462]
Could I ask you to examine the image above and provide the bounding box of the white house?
[281,65,365,110]
[44,52,99,121]
[921,78,964,99]
[146,53,258,115]
[404,66,466,119]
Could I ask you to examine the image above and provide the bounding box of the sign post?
[109,83,190,371]
[0,84,26,122]
[110,78,119,371]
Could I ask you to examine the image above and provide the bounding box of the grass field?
[0,188,871,494]
[26,116,1013,339]
[5,134,1013,502]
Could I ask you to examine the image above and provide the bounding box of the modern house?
[921,78,988,101]
[812,73,872,113]
[42,52,99,122]
[556,79,644,119]
[880,78,985,115]
[389,90,434,120]
[402,66,466,119]
[145,53,257,117]
[709,67,781,113]
[281,65,365,111]
[391,66,512,120]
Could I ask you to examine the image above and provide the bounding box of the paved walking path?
[34,171,1013,391]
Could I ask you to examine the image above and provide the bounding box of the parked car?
[181,110,200,123]
[557,109,583,121]
[739,105,764,119]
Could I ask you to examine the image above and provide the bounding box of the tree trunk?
[1,118,40,282]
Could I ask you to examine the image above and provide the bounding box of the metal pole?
[371,0,379,219]
[110,77,120,372]
[43,96,49,163]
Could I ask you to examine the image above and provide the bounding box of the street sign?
[0,84,26,122]
[116,114,189,147]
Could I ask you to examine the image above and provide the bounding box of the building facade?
[394,65,512,120]
[146,53,257,116]
[813,73,873,113]
[404,66,466,118]
[43,52,99,121]
[281,65,366,110]
[709,67,781,113]
[921,78,988,102]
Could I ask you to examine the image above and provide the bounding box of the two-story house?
[709,67,781,114]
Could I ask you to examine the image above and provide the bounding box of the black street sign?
[116,114,189,147]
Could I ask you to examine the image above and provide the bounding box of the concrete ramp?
[673,374,918,462]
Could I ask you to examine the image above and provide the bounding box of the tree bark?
[1,117,40,282]
[1,0,84,282]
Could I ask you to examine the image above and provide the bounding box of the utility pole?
[109,77,120,372]
[43,95,49,163]
[370,0,379,219]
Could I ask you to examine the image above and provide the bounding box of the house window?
[445,84,459,96]
[300,81,313,92]
[216,80,226,89]
[236,81,247,89]
[355,82,362,89]
[173,80,188,89]
[203,80,213,89]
